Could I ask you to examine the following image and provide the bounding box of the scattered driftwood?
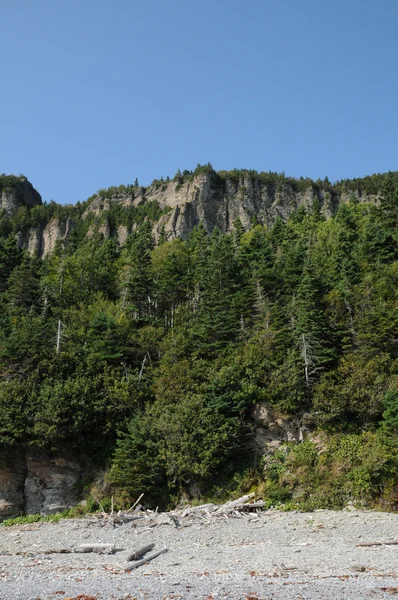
[124,548,168,571]
[42,548,72,554]
[127,493,145,513]
[7,545,125,556]
[213,493,256,515]
[357,540,398,547]
[75,543,124,554]
[126,543,155,562]
[77,493,266,529]
[171,493,264,522]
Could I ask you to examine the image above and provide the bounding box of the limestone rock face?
[146,172,377,241]
[0,178,42,216]
[16,218,73,257]
[0,451,81,520]
[12,172,380,256]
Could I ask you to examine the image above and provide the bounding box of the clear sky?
[1,0,397,205]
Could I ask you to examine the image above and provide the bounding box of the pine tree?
[5,254,42,314]
[380,172,398,231]
[120,222,154,319]
[0,238,23,295]
[190,231,242,356]
[292,259,335,388]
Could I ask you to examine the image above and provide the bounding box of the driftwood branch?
[124,548,168,571]
[126,543,155,562]
[90,492,107,515]
[75,543,123,553]
[357,540,398,547]
[213,493,256,515]
[127,493,145,513]
[80,492,265,527]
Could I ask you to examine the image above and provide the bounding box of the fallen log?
[42,548,72,554]
[124,548,168,571]
[236,500,265,511]
[212,493,256,515]
[75,543,123,553]
[179,503,215,517]
[356,540,398,547]
[126,543,155,562]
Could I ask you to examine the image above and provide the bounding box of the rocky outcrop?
[0,450,82,520]
[16,218,73,257]
[83,171,378,243]
[0,453,26,520]
[250,401,307,454]
[0,177,42,216]
[11,170,381,256]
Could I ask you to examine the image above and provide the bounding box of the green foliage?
[262,433,398,510]
[312,353,393,428]
[381,391,398,436]
[109,393,242,505]
[1,169,398,508]
[2,513,62,526]
[1,504,90,526]
[0,174,27,194]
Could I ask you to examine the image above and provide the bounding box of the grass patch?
[1,505,88,527]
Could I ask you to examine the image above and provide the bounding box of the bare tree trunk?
[138,354,147,382]
[56,319,62,354]
[302,333,310,387]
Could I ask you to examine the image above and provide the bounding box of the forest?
[0,169,397,511]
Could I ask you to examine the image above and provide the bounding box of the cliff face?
[148,171,370,240]
[83,171,378,244]
[0,451,81,520]
[0,177,42,216]
[16,217,73,257]
[8,171,381,256]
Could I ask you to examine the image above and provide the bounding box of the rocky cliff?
[0,175,42,216]
[15,217,74,257]
[0,451,82,520]
[5,168,381,257]
[84,171,378,243]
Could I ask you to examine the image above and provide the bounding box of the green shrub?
[261,433,398,510]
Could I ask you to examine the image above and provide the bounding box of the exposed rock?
[0,453,25,520]
[86,217,111,240]
[0,177,42,216]
[10,171,381,257]
[150,172,378,240]
[117,224,129,245]
[250,401,306,454]
[24,451,81,515]
[16,218,73,257]
[41,218,73,257]
[0,450,82,520]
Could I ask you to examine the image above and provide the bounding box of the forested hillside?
[1,169,398,512]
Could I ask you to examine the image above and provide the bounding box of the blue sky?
[1,0,397,205]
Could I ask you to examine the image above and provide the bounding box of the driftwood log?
[126,543,155,562]
[124,548,168,571]
[212,493,256,515]
[75,543,123,553]
[357,540,398,547]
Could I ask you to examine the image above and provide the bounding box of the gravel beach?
[0,509,397,600]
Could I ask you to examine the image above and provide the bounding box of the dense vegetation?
[0,170,397,510]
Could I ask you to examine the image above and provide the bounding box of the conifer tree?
[380,172,398,231]
[292,258,335,388]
